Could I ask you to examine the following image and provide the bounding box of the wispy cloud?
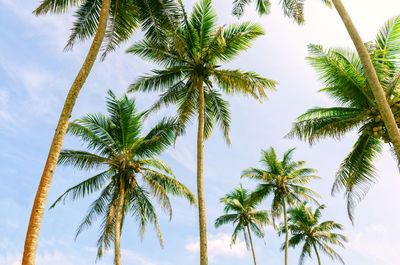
[185,233,247,260]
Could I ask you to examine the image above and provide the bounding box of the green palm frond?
[34,0,82,15]
[307,44,373,107]
[64,0,102,50]
[58,149,110,170]
[332,134,382,222]
[213,69,276,99]
[288,107,365,144]
[53,91,195,260]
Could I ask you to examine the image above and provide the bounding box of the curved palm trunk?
[282,199,289,265]
[21,1,111,263]
[332,0,400,159]
[197,76,208,265]
[313,243,321,265]
[114,181,126,265]
[246,225,257,265]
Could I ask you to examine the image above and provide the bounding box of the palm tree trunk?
[197,76,208,265]
[21,1,111,264]
[313,243,321,265]
[246,225,257,265]
[114,181,125,265]
[331,0,400,159]
[282,199,289,265]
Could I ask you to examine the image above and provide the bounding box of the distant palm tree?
[215,185,270,265]
[231,0,332,24]
[127,1,276,264]
[23,1,180,263]
[287,16,400,221]
[280,203,347,265]
[50,90,196,265]
[242,147,320,265]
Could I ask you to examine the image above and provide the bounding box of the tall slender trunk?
[246,225,257,265]
[197,76,208,265]
[313,243,321,265]
[114,181,125,265]
[331,0,400,159]
[282,199,289,265]
[21,1,111,264]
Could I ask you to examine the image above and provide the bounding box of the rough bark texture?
[21,0,111,264]
[313,243,322,265]
[247,225,257,265]
[282,199,289,265]
[197,77,208,265]
[332,0,400,159]
[114,181,125,265]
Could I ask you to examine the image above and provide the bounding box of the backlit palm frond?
[213,69,276,100]
[307,44,372,107]
[57,149,110,170]
[217,22,264,62]
[50,170,113,209]
[288,107,365,144]
[190,0,217,49]
[100,0,140,59]
[332,134,383,222]
[34,0,82,15]
[204,88,231,144]
[64,0,102,50]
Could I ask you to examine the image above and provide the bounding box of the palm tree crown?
[51,90,196,261]
[128,0,276,143]
[280,203,347,265]
[215,184,270,246]
[242,147,320,222]
[35,0,179,58]
[287,16,400,221]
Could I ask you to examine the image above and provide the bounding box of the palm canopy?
[280,203,347,265]
[127,0,276,144]
[287,16,400,221]
[215,184,270,247]
[231,0,332,24]
[242,147,320,223]
[34,0,179,58]
[51,90,196,259]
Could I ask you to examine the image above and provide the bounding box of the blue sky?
[1,0,400,264]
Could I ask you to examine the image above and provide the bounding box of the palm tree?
[231,0,400,161]
[331,0,400,162]
[231,0,332,24]
[215,185,270,265]
[280,203,347,265]
[127,1,276,264]
[49,90,196,265]
[23,1,180,264]
[287,16,400,221]
[241,147,320,265]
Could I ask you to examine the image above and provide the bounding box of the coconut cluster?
[362,103,400,142]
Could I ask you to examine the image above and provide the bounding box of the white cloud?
[185,233,247,260]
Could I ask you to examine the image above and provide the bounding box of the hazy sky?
[1,0,400,264]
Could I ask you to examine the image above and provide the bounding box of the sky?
[1,0,400,264]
